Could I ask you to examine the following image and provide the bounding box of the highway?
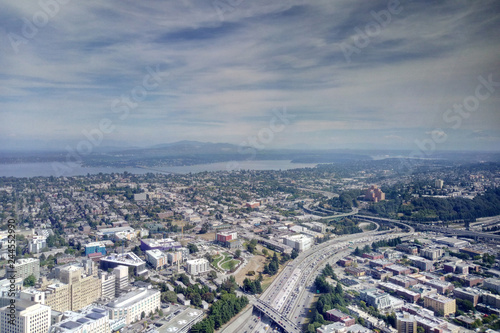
[236,229,410,333]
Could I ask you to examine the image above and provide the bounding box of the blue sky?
[1,0,499,151]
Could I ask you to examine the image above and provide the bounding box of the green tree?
[23,274,36,287]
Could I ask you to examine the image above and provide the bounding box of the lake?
[0,160,318,178]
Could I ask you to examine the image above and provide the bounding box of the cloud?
[1,0,499,151]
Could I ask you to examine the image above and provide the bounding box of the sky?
[1,0,499,152]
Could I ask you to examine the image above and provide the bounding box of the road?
[236,229,410,333]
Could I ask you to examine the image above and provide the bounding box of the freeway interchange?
[237,228,410,333]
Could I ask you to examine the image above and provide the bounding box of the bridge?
[254,299,302,333]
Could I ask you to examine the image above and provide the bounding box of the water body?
[0,160,318,178]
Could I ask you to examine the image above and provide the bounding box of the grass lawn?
[221,259,241,270]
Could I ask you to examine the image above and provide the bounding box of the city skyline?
[1,0,500,152]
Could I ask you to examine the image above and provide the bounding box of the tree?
[23,274,36,287]
[262,248,268,256]
[141,311,145,319]
[291,249,299,259]
[234,249,241,258]
[207,270,217,280]
[187,243,198,254]
[163,290,177,303]
[417,327,425,333]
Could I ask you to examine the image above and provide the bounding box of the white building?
[282,234,313,252]
[145,249,168,270]
[106,288,160,324]
[28,236,47,254]
[112,266,129,297]
[99,271,116,300]
[0,299,51,333]
[186,259,210,275]
[48,307,110,333]
[13,258,40,280]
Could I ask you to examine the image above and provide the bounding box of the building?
[145,249,168,270]
[360,288,391,310]
[113,266,129,297]
[325,309,355,327]
[48,307,110,333]
[386,264,412,276]
[43,265,101,312]
[106,288,160,325]
[434,237,469,249]
[12,258,40,280]
[99,271,116,301]
[99,252,147,276]
[424,279,454,295]
[215,230,242,248]
[408,256,434,272]
[186,259,210,275]
[139,238,181,252]
[28,236,47,254]
[396,313,417,333]
[424,294,456,316]
[0,299,51,333]
[84,242,106,256]
[133,193,147,201]
[435,179,444,189]
[453,288,482,307]
[420,248,443,261]
[484,278,500,293]
[167,251,183,265]
[363,253,384,260]
[282,234,313,252]
[365,185,385,202]
[345,267,365,277]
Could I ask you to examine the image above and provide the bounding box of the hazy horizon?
[1,0,500,152]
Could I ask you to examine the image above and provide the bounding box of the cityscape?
[1,1,500,333]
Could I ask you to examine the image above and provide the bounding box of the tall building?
[13,258,40,280]
[106,288,160,325]
[365,185,385,202]
[435,179,444,189]
[167,251,183,265]
[186,259,210,275]
[360,288,391,310]
[0,299,51,333]
[48,307,110,333]
[43,264,101,312]
[113,266,129,297]
[99,271,116,301]
[424,294,456,316]
[396,313,417,333]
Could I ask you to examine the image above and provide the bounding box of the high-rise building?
[42,265,101,312]
[12,258,40,280]
[112,266,129,297]
[0,299,51,333]
[396,313,417,333]
[186,259,210,275]
[435,179,444,189]
[28,236,47,254]
[99,271,116,301]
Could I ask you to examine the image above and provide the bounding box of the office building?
[113,266,129,297]
[100,252,147,276]
[48,307,110,333]
[84,242,106,256]
[282,234,313,252]
[106,288,160,324]
[99,271,116,301]
[435,179,444,189]
[145,249,168,270]
[167,251,183,265]
[424,294,456,316]
[186,259,210,275]
[13,258,40,280]
[360,288,391,310]
[420,248,443,260]
[0,299,50,333]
